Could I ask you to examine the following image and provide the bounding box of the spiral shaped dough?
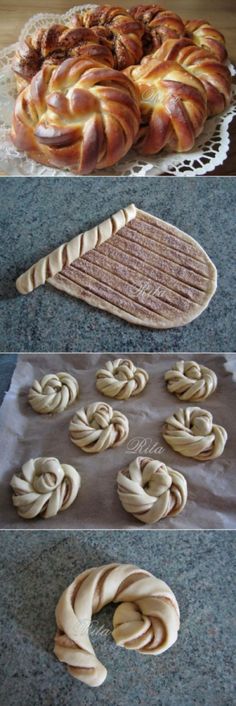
[28,372,79,414]
[69,402,129,453]
[96,358,149,400]
[54,562,180,687]
[163,407,227,461]
[117,456,187,524]
[11,457,81,519]
[164,360,217,402]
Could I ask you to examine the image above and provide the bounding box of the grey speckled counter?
[0,531,235,706]
[0,178,235,352]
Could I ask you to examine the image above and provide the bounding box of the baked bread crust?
[130,4,185,54]
[145,37,231,116]
[11,59,140,173]
[125,59,207,154]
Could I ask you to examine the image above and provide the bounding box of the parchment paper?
[0,352,235,529]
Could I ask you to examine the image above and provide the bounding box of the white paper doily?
[0,4,235,177]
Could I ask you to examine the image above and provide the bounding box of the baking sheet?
[0,352,235,530]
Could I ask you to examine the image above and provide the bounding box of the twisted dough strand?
[96,358,149,399]
[11,457,80,519]
[165,360,217,402]
[163,407,227,461]
[16,204,136,294]
[54,562,180,687]
[28,372,79,414]
[69,402,129,453]
[117,456,187,524]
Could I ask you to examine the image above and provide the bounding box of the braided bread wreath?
[54,563,180,687]
[11,457,81,519]
[164,360,218,402]
[11,58,140,174]
[96,358,149,399]
[10,4,231,173]
[117,457,187,524]
[69,402,129,453]
[163,407,227,461]
[28,372,79,414]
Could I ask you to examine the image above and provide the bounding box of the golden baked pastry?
[163,407,227,461]
[130,4,185,54]
[12,24,115,92]
[117,456,187,524]
[96,358,149,399]
[145,38,231,116]
[74,4,144,69]
[125,59,207,154]
[28,372,79,414]
[164,360,217,402]
[16,205,217,330]
[185,19,228,63]
[11,58,140,174]
[54,563,180,686]
[11,457,81,519]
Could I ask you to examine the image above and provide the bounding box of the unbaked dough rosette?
[96,358,149,400]
[69,402,129,453]
[54,562,180,687]
[117,456,187,524]
[11,457,81,519]
[164,360,217,402]
[163,407,227,461]
[28,372,79,414]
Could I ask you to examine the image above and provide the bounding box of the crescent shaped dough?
[96,358,149,399]
[28,372,79,414]
[164,360,217,402]
[117,456,187,524]
[163,407,227,461]
[16,204,136,294]
[69,402,129,453]
[11,457,81,519]
[54,562,180,687]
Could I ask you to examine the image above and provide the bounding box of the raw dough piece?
[96,358,149,399]
[117,456,187,524]
[54,562,180,687]
[165,360,217,402]
[28,372,79,414]
[69,402,129,453]
[163,407,227,461]
[11,457,80,519]
[16,205,217,330]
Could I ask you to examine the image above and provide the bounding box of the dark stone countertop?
[0,178,235,352]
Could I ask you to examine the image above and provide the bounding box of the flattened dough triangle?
[16,204,217,329]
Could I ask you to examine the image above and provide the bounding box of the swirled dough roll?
[164,360,217,402]
[163,407,227,461]
[117,456,187,524]
[69,402,129,453]
[28,372,79,414]
[96,358,149,399]
[11,457,81,519]
[54,562,180,687]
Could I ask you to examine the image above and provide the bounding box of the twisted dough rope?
[16,203,136,294]
[69,402,129,453]
[117,456,187,524]
[164,360,217,402]
[11,457,80,519]
[54,562,180,687]
[96,358,149,400]
[163,407,227,461]
[28,372,79,414]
